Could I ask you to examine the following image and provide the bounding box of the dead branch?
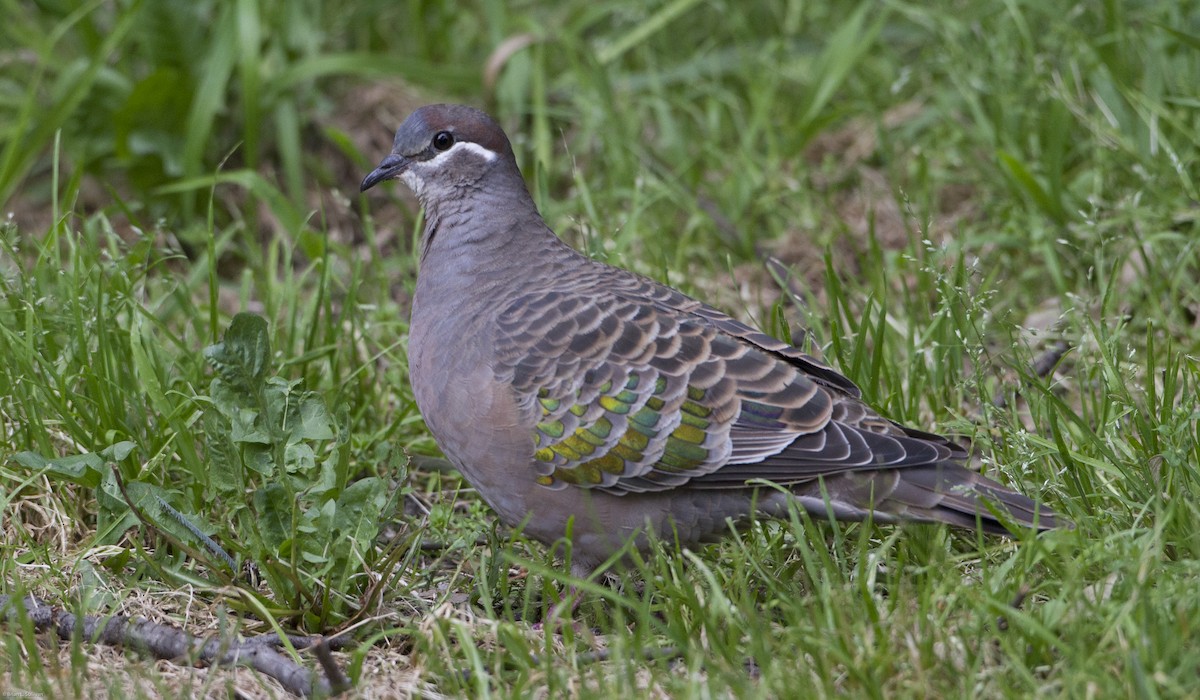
[992,339,1072,409]
[0,594,351,697]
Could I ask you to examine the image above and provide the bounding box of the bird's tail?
[792,463,1064,535]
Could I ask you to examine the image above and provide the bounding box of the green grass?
[3,0,1200,696]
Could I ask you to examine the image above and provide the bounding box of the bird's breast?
[408,289,540,517]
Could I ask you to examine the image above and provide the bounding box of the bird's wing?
[492,269,961,496]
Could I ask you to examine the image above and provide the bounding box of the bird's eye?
[432,131,455,151]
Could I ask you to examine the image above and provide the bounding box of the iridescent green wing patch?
[533,375,737,493]
[533,371,679,488]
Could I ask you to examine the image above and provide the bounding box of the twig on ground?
[313,639,352,694]
[996,586,1030,632]
[0,594,351,698]
[993,339,1072,409]
[410,455,456,473]
[763,254,814,347]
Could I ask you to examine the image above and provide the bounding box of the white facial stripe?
[400,141,499,198]
[399,170,425,196]
[426,141,499,166]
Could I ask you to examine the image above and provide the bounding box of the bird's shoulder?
[492,255,861,399]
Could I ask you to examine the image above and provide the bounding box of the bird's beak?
[360,153,410,192]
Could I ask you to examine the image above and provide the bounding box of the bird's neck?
[416,187,577,296]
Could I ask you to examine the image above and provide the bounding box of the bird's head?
[360,104,518,203]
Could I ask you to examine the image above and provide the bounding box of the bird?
[360,103,1062,578]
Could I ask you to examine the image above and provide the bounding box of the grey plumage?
[361,104,1062,576]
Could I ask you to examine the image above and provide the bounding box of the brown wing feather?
[492,260,1058,531]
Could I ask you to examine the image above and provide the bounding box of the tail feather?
[791,463,1063,535]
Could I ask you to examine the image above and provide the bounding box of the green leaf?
[797,3,885,132]
[157,170,311,238]
[204,313,271,394]
[596,0,705,65]
[1150,22,1200,53]
[94,471,139,546]
[203,410,242,494]
[227,405,269,445]
[11,442,131,489]
[291,394,335,442]
[101,441,136,462]
[262,376,299,442]
[13,450,100,488]
[254,483,293,552]
[284,442,317,474]
[314,498,338,537]
[997,149,1068,224]
[333,477,388,553]
[309,451,341,499]
[113,66,191,177]
[243,443,275,477]
[122,481,172,522]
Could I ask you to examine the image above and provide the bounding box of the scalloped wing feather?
[493,263,960,497]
